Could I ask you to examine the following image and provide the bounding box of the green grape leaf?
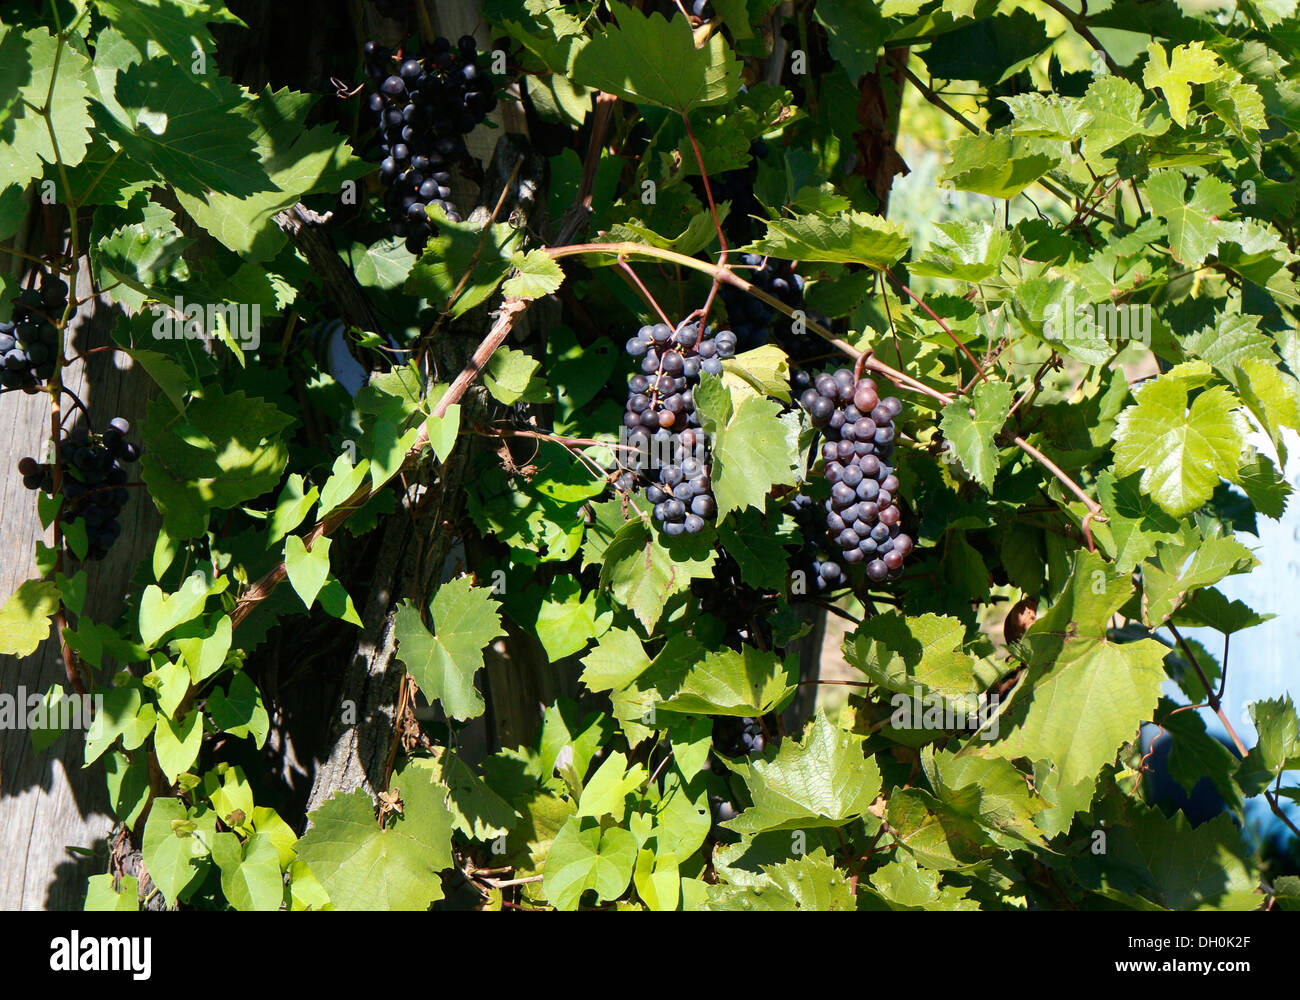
[484,347,550,405]
[425,403,461,464]
[657,645,798,717]
[599,519,718,631]
[568,7,741,112]
[423,754,520,842]
[96,200,191,300]
[84,874,140,912]
[886,787,994,870]
[207,672,271,747]
[724,711,882,835]
[865,855,979,911]
[697,382,800,518]
[1250,696,1300,774]
[1205,72,1267,151]
[0,579,60,657]
[266,475,319,546]
[138,570,225,648]
[667,716,714,782]
[1141,535,1256,626]
[1145,171,1235,267]
[543,816,638,911]
[1077,807,1259,910]
[843,611,982,711]
[634,847,681,912]
[910,220,1011,283]
[939,380,1013,491]
[1077,76,1170,164]
[1092,471,1181,575]
[318,454,370,517]
[716,505,793,591]
[211,832,285,912]
[175,86,369,260]
[708,848,855,911]
[1113,377,1246,518]
[140,389,296,539]
[580,626,653,694]
[811,0,885,82]
[503,248,566,299]
[85,687,155,765]
[1142,41,1222,128]
[394,576,505,721]
[93,58,268,197]
[988,552,1168,795]
[93,0,245,63]
[405,216,516,316]
[533,577,612,661]
[941,132,1061,199]
[154,709,203,783]
[575,751,646,819]
[0,29,94,189]
[1001,93,1092,140]
[296,763,455,911]
[1173,587,1273,634]
[742,211,910,269]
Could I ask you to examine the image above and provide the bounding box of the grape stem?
[679,110,728,331]
[546,240,1106,516]
[883,269,990,383]
[616,257,675,328]
[1166,622,1247,757]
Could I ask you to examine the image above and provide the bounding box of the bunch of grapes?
[785,489,844,591]
[800,369,913,583]
[712,715,770,758]
[721,254,806,355]
[720,254,829,398]
[1,274,67,392]
[618,320,737,535]
[711,140,769,246]
[18,418,141,561]
[362,36,497,254]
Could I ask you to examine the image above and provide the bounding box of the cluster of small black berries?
[362,36,496,254]
[711,140,768,246]
[713,715,770,758]
[785,489,844,591]
[800,370,913,583]
[1,275,67,392]
[617,320,737,535]
[19,418,141,560]
[722,253,806,356]
[721,252,828,396]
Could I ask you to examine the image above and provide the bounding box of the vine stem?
[545,241,1104,516]
[1166,622,1248,757]
[230,299,529,628]
[680,109,728,328]
[471,426,641,453]
[34,13,87,696]
[884,269,989,383]
[1039,0,1122,76]
[617,257,674,328]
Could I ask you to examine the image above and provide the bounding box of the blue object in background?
[1172,429,1300,841]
